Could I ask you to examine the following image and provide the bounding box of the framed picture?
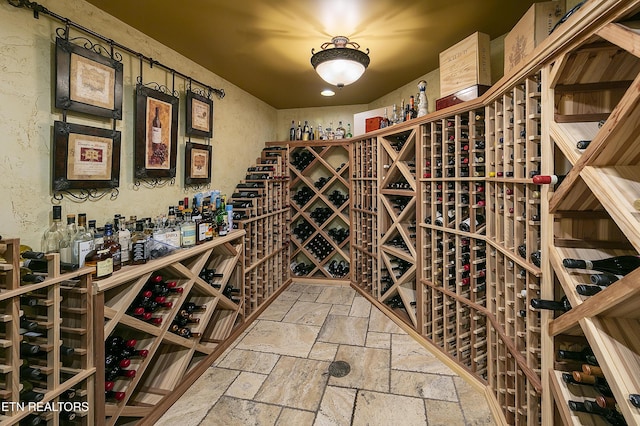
[52,121,121,191]
[55,37,124,119]
[185,142,212,185]
[186,90,213,138]
[134,84,179,179]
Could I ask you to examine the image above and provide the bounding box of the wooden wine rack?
[92,232,246,425]
[0,238,95,426]
[542,6,640,425]
[231,146,291,317]
[270,140,350,281]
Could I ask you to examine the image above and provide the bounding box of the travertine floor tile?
[454,376,497,425]
[424,399,466,425]
[259,298,297,321]
[349,296,371,317]
[390,370,458,401]
[314,386,357,426]
[255,356,330,411]
[352,391,427,426]
[215,348,280,374]
[154,367,238,426]
[225,371,268,399]
[329,304,351,316]
[328,345,390,392]
[317,315,368,346]
[308,341,339,361]
[201,396,281,425]
[391,334,456,375]
[316,286,356,305]
[237,320,320,358]
[368,306,406,334]
[282,300,332,326]
[365,331,391,349]
[298,291,320,302]
[277,407,316,425]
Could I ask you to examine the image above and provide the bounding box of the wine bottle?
[530,296,571,312]
[630,393,640,408]
[590,273,620,286]
[105,390,126,402]
[576,140,591,150]
[71,214,94,268]
[532,174,566,186]
[289,120,295,141]
[20,380,44,402]
[563,255,640,276]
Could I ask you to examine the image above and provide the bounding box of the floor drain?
[328,360,351,377]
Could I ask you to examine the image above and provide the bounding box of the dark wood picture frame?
[186,90,213,138]
[134,84,179,179]
[185,142,212,185]
[55,37,124,119]
[52,121,121,191]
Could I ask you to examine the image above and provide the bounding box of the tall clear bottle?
[335,121,345,139]
[42,206,65,254]
[72,214,94,268]
[164,208,182,248]
[115,215,131,266]
[59,214,76,264]
[180,212,196,248]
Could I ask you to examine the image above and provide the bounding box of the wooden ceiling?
[84,0,540,109]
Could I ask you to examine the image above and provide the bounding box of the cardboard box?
[439,32,491,98]
[365,117,384,133]
[504,1,565,75]
[436,85,491,111]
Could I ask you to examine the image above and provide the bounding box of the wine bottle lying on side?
[562,255,640,276]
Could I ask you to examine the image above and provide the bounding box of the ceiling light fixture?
[311,36,370,88]
[321,89,335,96]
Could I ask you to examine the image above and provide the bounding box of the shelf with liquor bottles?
[0,237,95,426]
[91,231,246,425]
[538,14,640,424]
[280,140,350,280]
[351,136,379,296]
[230,146,291,317]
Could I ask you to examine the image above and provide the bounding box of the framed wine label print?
[55,37,124,119]
[134,84,179,179]
[52,121,121,191]
[185,142,212,185]
[186,90,213,138]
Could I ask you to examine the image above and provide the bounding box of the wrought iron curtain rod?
[8,0,225,99]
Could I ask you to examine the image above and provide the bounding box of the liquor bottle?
[195,203,212,245]
[114,215,131,265]
[130,221,149,265]
[180,212,196,248]
[58,214,77,264]
[289,120,296,141]
[217,196,228,236]
[164,211,182,248]
[102,224,121,272]
[530,296,571,312]
[562,255,640,276]
[88,220,104,247]
[84,239,113,280]
[302,120,310,141]
[71,214,94,268]
[335,121,346,139]
[346,123,353,138]
[295,121,302,140]
[42,205,65,254]
[381,108,389,128]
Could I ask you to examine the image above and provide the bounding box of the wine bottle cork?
[582,364,604,377]
[572,371,596,384]
[633,199,640,211]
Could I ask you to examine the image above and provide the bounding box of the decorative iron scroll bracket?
[53,188,119,202]
[8,0,225,99]
[133,177,176,190]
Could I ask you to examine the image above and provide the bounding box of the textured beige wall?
[275,104,368,142]
[0,0,277,249]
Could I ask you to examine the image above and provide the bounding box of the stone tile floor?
[156,283,496,425]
